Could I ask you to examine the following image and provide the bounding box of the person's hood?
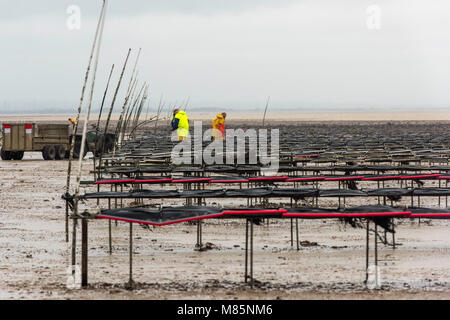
[216,113,224,119]
[177,111,187,117]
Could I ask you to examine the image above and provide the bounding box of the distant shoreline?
[1,111,450,122]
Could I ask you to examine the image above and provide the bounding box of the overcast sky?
[1,0,450,113]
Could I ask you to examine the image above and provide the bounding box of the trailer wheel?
[55,145,66,160]
[12,151,24,160]
[74,143,88,160]
[105,135,115,153]
[42,147,49,160]
[1,149,13,160]
[43,145,56,160]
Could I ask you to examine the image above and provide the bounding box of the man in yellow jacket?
[171,109,189,141]
[212,112,226,140]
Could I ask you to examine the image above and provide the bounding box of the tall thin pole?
[96,64,115,133]
[127,84,142,128]
[113,48,141,155]
[81,219,88,287]
[262,96,270,127]
[374,223,378,288]
[122,82,144,142]
[183,96,190,112]
[154,94,164,133]
[122,75,139,130]
[73,0,107,203]
[365,220,370,284]
[245,219,249,283]
[71,1,107,277]
[117,75,139,146]
[127,222,134,289]
[132,84,148,131]
[93,64,114,179]
[65,0,106,243]
[74,1,107,285]
[290,218,293,247]
[98,49,131,177]
[250,219,254,288]
[130,85,149,138]
[145,97,151,121]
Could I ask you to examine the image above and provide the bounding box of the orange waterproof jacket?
[212,114,225,139]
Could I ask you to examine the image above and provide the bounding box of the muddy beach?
[0,120,449,300]
[3,0,450,303]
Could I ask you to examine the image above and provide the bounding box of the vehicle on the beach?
[0,123,115,160]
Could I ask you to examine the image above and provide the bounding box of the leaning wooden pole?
[72,1,108,287]
[96,64,115,133]
[64,0,106,243]
[262,96,270,127]
[122,82,144,142]
[98,49,131,177]
[74,0,106,260]
[130,85,149,138]
[73,0,107,203]
[183,96,190,112]
[113,48,141,154]
[154,94,164,133]
[126,83,144,129]
[93,64,114,179]
[113,69,139,157]
[133,85,147,127]
[69,1,107,286]
[132,84,149,133]
[121,75,139,130]
[137,85,150,123]
[144,98,151,121]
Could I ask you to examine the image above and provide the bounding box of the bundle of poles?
[62,1,144,279]
[64,1,193,282]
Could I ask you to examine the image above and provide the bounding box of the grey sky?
[1,0,450,113]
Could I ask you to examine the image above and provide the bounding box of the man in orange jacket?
[212,112,226,140]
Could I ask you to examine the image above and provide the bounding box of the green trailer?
[0,123,114,161]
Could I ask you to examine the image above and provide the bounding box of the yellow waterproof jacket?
[212,114,225,140]
[172,111,189,138]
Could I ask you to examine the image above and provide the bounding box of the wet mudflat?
[0,151,449,300]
